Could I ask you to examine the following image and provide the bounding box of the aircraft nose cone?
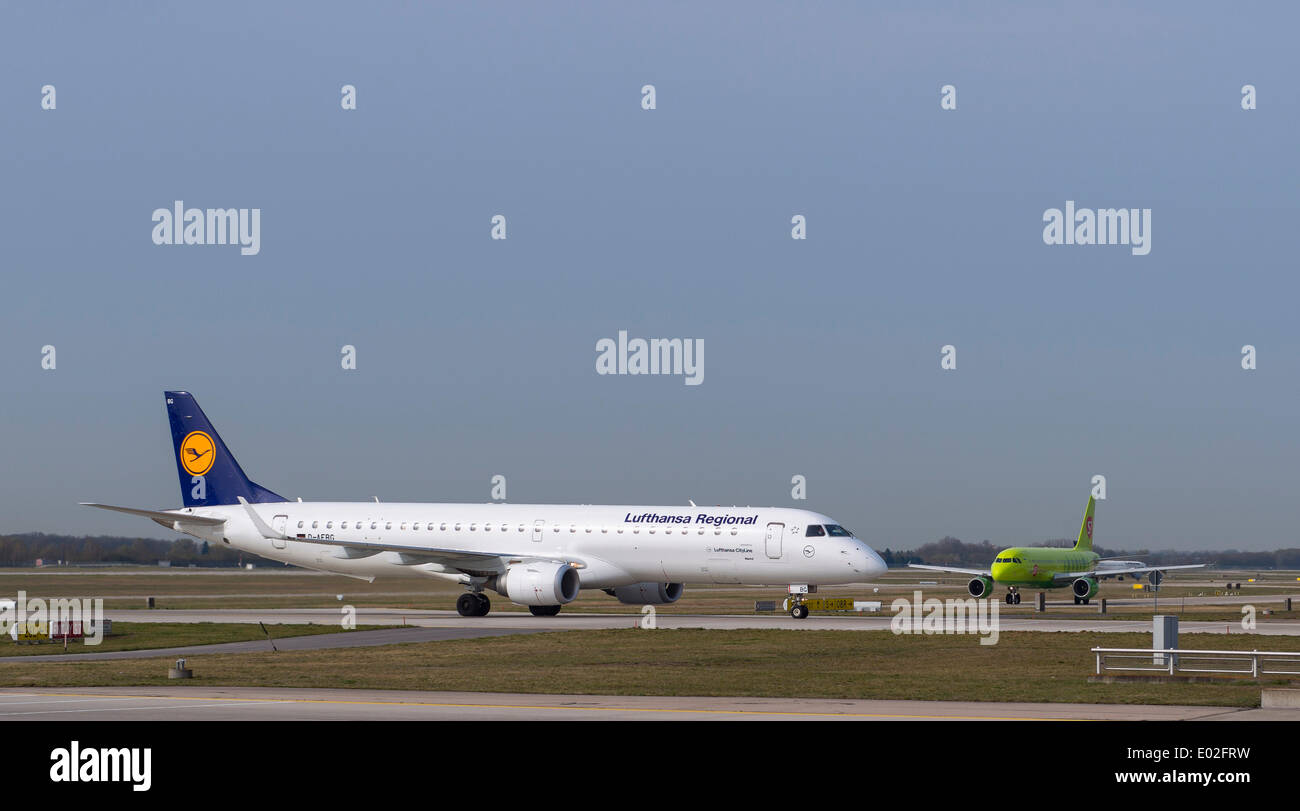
[860,544,887,577]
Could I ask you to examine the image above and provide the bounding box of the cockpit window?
[825,525,853,537]
[805,525,826,537]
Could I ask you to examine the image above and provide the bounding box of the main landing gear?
[1004,588,1022,605]
[529,605,562,617]
[456,592,491,617]
[1073,596,1091,605]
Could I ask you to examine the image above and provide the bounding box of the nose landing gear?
[1004,588,1021,605]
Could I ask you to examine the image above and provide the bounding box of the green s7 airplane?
[910,496,1205,605]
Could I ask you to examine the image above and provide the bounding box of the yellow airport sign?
[804,598,855,612]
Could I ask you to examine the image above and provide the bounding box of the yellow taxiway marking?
[15,691,1084,720]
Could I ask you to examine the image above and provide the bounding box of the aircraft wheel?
[1082,598,1089,605]
[790,604,809,620]
[456,593,479,617]
[529,605,562,617]
[1073,596,1081,605]
[1013,593,1021,605]
[474,594,492,616]
[1005,593,1014,605]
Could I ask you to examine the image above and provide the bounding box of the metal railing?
[1092,647,1300,677]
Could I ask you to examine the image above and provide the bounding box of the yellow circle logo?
[180,431,216,476]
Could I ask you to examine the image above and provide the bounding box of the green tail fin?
[1074,495,1096,552]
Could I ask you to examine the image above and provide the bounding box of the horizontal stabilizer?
[81,503,226,529]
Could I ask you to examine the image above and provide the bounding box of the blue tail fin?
[165,391,286,507]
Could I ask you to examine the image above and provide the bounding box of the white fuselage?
[179,502,886,591]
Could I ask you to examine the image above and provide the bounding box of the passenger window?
[312,521,319,529]
[370,522,377,530]
[326,522,333,529]
[385,522,392,530]
[440,523,447,531]
[454,523,461,531]
[806,525,826,537]
[297,521,304,529]
[400,523,407,530]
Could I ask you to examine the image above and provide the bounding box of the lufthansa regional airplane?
[909,495,1204,605]
[85,392,887,618]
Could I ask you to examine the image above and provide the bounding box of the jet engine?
[493,562,581,606]
[1072,576,1099,600]
[968,576,994,598]
[606,582,684,605]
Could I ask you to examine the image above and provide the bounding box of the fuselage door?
[272,515,288,549]
[765,522,784,559]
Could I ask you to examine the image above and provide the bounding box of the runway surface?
[2,686,1294,720]
[101,607,1300,636]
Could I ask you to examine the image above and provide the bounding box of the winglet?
[238,496,288,540]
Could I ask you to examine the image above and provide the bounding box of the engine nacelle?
[493,562,581,606]
[1072,576,1099,600]
[607,582,684,606]
[968,576,994,598]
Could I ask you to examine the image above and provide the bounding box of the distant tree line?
[2,532,1298,570]
[878,536,1300,570]
[0,533,250,567]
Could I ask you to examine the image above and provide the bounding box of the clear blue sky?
[1,2,1296,551]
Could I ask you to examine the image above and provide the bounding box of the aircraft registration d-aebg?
[86,392,887,618]
[909,496,1204,605]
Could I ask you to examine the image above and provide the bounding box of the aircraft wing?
[908,564,991,577]
[1053,563,1206,582]
[237,498,580,575]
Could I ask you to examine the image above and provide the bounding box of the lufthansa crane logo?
[179,431,215,476]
